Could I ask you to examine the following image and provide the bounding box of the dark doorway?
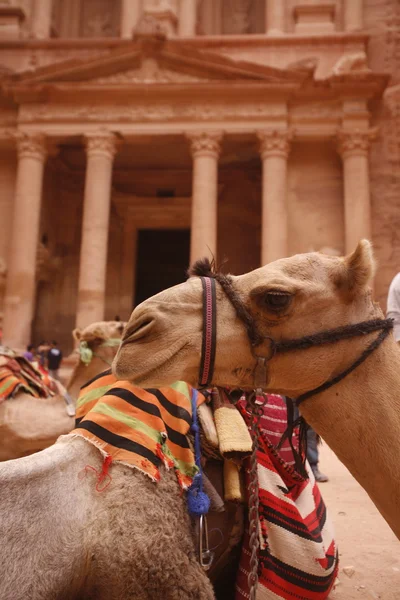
[134,229,190,307]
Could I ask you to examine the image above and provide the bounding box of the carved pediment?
[87,58,213,85]
[8,38,307,96]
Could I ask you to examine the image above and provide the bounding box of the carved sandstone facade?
[0,0,398,351]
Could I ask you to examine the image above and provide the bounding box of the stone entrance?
[135,229,190,307]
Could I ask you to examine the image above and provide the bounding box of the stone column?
[76,133,117,330]
[120,224,138,317]
[338,130,374,253]
[178,0,197,36]
[188,131,222,263]
[3,133,47,349]
[258,130,291,265]
[266,0,285,35]
[120,0,142,39]
[343,0,363,32]
[31,0,52,39]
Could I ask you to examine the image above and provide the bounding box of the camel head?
[114,241,379,398]
[67,321,125,400]
[73,320,125,364]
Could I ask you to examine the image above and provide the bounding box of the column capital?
[85,132,119,160]
[258,129,292,159]
[187,131,223,159]
[14,132,47,162]
[337,128,377,158]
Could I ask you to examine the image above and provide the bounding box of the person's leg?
[49,369,60,381]
[307,427,328,482]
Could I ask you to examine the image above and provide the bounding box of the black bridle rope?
[191,259,393,407]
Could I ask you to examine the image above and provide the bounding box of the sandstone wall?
[365,0,400,308]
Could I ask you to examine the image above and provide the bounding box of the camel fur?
[0,321,124,461]
[114,240,400,541]
[0,436,215,600]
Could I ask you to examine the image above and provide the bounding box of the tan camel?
[67,320,125,400]
[0,321,246,598]
[0,436,215,600]
[114,240,400,541]
[0,321,124,461]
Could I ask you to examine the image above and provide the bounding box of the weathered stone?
[0,0,396,353]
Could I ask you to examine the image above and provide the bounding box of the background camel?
[67,320,125,400]
[114,240,400,541]
[0,321,243,598]
[0,321,124,461]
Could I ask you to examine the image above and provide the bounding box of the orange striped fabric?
[0,357,56,403]
[72,370,206,489]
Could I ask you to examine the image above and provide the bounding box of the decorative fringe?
[79,453,113,493]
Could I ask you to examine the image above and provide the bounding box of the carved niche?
[222,0,252,34]
[199,0,265,35]
[52,0,121,38]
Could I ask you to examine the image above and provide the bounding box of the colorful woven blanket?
[236,397,338,600]
[0,348,56,403]
[72,370,205,489]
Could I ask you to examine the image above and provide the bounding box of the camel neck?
[300,335,400,539]
[67,357,113,400]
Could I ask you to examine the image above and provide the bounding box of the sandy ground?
[318,445,399,600]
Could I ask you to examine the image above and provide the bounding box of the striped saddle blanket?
[72,370,205,489]
[0,348,56,403]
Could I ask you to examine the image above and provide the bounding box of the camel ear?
[335,239,376,295]
[73,328,82,342]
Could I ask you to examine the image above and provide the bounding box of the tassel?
[187,474,211,516]
[187,388,211,517]
[79,341,93,366]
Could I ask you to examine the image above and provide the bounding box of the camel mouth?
[114,339,191,386]
[122,318,154,345]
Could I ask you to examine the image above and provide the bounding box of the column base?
[293,4,335,35]
[0,6,25,40]
[266,29,284,36]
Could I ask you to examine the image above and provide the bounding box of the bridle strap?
[199,276,217,387]
[295,325,392,405]
[193,261,394,403]
[270,318,393,356]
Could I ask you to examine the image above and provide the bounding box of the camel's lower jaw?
[112,340,194,387]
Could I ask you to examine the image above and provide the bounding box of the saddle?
[0,347,57,402]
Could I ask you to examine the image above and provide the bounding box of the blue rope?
[187,388,211,517]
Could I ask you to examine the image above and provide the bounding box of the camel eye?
[262,292,292,312]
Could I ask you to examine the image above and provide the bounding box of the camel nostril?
[123,319,154,344]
